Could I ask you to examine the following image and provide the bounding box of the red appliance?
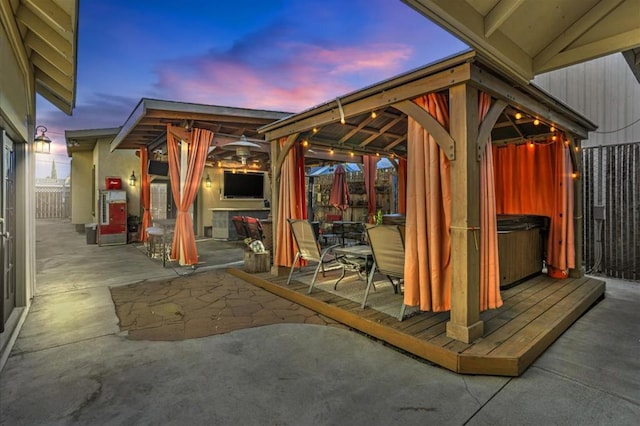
[98,190,127,246]
[105,177,122,190]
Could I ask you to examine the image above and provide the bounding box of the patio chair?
[286,219,339,293]
[243,216,264,241]
[232,216,249,240]
[364,224,407,320]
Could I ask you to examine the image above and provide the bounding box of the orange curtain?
[404,93,451,312]
[492,138,575,271]
[478,93,502,310]
[275,139,307,267]
[547,141,575,271]
[363,155,377,222]
[139,147,152,242]
[397,157,407,214]
[166,125,213,265]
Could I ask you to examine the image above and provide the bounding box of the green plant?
[373,210,383,225]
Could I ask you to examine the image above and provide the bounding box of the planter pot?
[244,250,270,273]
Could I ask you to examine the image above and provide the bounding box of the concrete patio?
[0,219,638,425]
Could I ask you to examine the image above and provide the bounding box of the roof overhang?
[110,98,292,169]
[1,0,78,115]
[65,127,121,157]
[401,0,640,84]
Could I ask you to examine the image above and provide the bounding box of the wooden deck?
[228,268,605,376]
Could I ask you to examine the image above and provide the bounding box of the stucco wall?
[70,151,94,225]
[196,167,272,236]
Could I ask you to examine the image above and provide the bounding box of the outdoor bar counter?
[209,208,270,240]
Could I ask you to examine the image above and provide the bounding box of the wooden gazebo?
[229,51,606,375]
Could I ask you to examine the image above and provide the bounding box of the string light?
[312,127,318,133]
[515,113,522,120]
[574,146,580,152]
[529,141,535,148]
[533,119,540,125]
[572,171,579,179]
[564,140,570,147]
[375,152,380,157]
[329,147,334,155]
[302,140,309,147]
[349,151,354,157]
[552,134,557,141]
[550,126,556,132]
[371,111,377,119]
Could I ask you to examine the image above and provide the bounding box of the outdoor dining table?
[332,221,363,246]
[332,244,373,289]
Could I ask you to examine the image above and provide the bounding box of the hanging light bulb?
[371,111,377,119]
[529,141,535,148]
[533,119,540,125]
[550,126,556,132]
[375,152,380,157]
[312,127,318,133]
[329,147,334,155]
[302,140,309,148]
[552,134,557,141]
[572,171,579,179]
[515,112,522,120]
[349,151,354,157]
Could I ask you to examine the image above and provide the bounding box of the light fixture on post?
[205,173,211,188]
[34,125,51,154]
[129,170,137,187]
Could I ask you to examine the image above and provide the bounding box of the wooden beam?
[393,100,456,160]
[358,116,404,148]
[264,64,471,141]
[533,0,625,72]
[384,135,407,151]
[31,52,72,90]
[484,0,525,38]
[468,63,591,138]
[535,27,640,75]
[274,134,299,182]
[25,0,73,35]
[446,84,484,344]
[476,99,507,160]
[339,115,374,143]
[25,31,73,75]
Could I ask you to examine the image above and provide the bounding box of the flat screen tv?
[223,170,265,199]
[148,160,169,176]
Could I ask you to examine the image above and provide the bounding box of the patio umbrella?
[329,164,350,220]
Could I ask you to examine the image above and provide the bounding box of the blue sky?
[36,0,467,178]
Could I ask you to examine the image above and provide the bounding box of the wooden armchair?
[286,219,339,293]
[364,224,407,320]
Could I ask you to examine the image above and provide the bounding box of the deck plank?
[228,268,605,377]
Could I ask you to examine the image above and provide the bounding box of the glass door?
[0,131,16,332]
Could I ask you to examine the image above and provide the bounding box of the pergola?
[260,50,597,343]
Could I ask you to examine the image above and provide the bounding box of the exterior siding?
[534,53,640,147]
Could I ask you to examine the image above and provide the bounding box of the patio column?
[446,83,484,343]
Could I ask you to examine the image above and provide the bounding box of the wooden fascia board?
[111,100,147,151]
[264,64,472,141]
[304,151,357,163]
[25,31,72,75]
[17,4,72,58]
[468,64,591,139]
[533,0,626,72]
[534,27,640,75]
[401,0,534,83]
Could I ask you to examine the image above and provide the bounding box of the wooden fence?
[582,142,639,281]
[35,186,70,219]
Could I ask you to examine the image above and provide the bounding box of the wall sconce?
[129,171,137,187]
[34,125,51,154]
[205,173,211,188]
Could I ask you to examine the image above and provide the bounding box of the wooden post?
[570,138,584,278]
[270,138,280,275]
[446,84,484,343]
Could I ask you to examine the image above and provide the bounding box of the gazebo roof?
[259,50,597,160]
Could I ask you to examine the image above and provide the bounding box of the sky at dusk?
[35,0,467,178]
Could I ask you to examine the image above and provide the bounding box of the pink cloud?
[154,41,415,112]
